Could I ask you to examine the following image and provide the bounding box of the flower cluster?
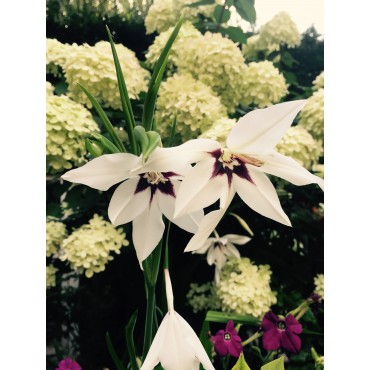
[275,125,323,169]
[144,0,215,34]
[216,258,277,318]
[199,117,236,146]
[299,88,324,142]
[46,81,54,96]
[59,214,129,278]
[46,265,58,289]
[313,71,324,90]
[313,273,324,299]
[155,73,227,142]
[46,220,67,257]
[46,94,100,172]
[241,61,288,108]
[63,41,149,110]
[186,282,220,313]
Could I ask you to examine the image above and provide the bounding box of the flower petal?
[212,336,228,357]
[281,330,301,353]
[193,238,214,254]
[224,243,241,259]
[223,234,251,245]
[227,100,306,154]
[61,153,140,191]
[174,158,227,218]
[234,169,291,226]
[262,328,282,351]
[108,178,150,226]
[227,338,243,358]
[132,196,165,268]
[285,315,303,334]
[261,311,279,331]
[258,151,324,190]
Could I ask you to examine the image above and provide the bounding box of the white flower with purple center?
[61,150,203,267]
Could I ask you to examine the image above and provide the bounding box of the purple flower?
[261,312,302,353]
[211,320,243,358]
[55,358,81,370]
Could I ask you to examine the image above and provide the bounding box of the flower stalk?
[241,331,262,347]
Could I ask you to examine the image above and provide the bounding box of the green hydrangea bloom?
[199,117,236,146]
[59,214,129,278]
[155,73,227,143]
[275,125,323,170]
[63,41,149,110]
[241,61,288,108]
[216,258,277,318]
[46,94,100,173]
[186,282,221,313]
[314,273,324,299]
[313,71,324,90]
[46,220,68,257]
[46,265,58,289]
[299,88,324,142]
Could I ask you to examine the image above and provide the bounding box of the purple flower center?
[223,332,232,341]
[135,171,176,202]
[277,320,286,330]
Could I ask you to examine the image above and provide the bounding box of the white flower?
[194,233,251,283]
[61,150,203,267]
[140,269,215,370]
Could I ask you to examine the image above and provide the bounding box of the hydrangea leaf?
[186,0,215,7]
[214,5,231,23]
[231,353,251,370]
[219,26,247,44]
[234,0,256,24]
[261,356,285,370]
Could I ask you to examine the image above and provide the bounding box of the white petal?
[174,158,228,218]
[206,246,217,265]
[61,153,140,191]
[227,100,306,154]
[192,238,213,254]
[224,243,241,258]
[132,196,165,267]
[258,151,324,190]
[108,178,150,226]
[223,234,252,245]
[164,269,174,312]
[157,184,204,234]
[234,169,291,226]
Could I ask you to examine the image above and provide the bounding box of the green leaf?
[106,26,138,155]
[85,138,104,158]
[77,83,126,153]
[167,114,177,147]
[144,131,162,160]
[228,212,254,236]
[233,0,256,24]
[206,310,260,326]
[219,26,247,44]
[91,133,121,154]
[142,16,184,131]
[214,5,231,23]
[125,311,139,370]
[186,0,215,7]
[261,356,285,370]
[231,352,251,370]
[134,126,149,154]
[199,320,212,368]
[106,332,126,370]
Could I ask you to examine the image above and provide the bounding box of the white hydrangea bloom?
[313,71,324,90]
[46,220,68,257]
[314,273,324,299]
[199,117,236,147]
[59,214,129,278]
[46,94,100,173]
[155,73,227,142]
[186,282,221,313]
[216,258,277,318]
[46,81,55,96]
[63,41,149,110]
[275,125,323,170]
[46,265,58,289]
[299,88,324,142]
[241,61,288,108]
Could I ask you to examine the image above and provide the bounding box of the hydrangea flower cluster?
[275,125,323,169]
[46,81,55,96]
[299,88,324,142]
[144,0,215,34]
[313,273,324,299]
[46,220,67,257]
[313,71,324,90]
[63,41,149,110]
[59,214,129,278]
[186,282,220,313]
[199,117,236,146]
[46,265,58,289]
[46,93,100,172]
[155,73,227,142]
[241,61,288,108]
[216,258,277,318]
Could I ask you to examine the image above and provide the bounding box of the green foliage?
[231,353,252,370]
[125,311,140,370]
[205,310,260,326]
[261,357,285,370]
[214,5,231,23]
[233,0,256,24]
[106,332,127,370]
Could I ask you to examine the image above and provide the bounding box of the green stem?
[288,300,309,317]
[295,306,310,321]
[164,221,171,269]
[242,331,262,347]
[215,0,227,32]
[142,285,156,360]
[263,351,276,364]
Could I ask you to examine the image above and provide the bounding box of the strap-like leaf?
[125,311,139,370]
[106,26,138,155]
[142,16,184,131]
[205,310,260,326]
[77,83,126,153]
[106,332,127,370]
[91,133,121,153]
[186,0,215,7]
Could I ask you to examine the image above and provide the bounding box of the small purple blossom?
[211,320,243,358]
[261,311,302,353]
[55,358,81,370]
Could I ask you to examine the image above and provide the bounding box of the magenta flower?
[55,358,81,370]
[261,311,302,353]
[212,320,243,358]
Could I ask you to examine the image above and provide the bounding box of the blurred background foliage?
[46,1,324,369]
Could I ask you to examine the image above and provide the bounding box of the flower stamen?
[144,172,168,185]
